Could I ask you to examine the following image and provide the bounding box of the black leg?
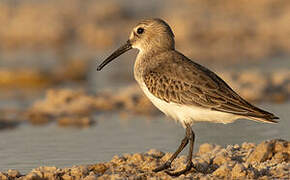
[165,124,195,176]
[152,127,189,172]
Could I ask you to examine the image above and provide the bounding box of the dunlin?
[97,18,279,176]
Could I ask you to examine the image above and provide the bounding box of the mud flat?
[0,139,288,179]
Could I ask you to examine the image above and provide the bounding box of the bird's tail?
[234,99,280,124]
[247,115,279,124]
[244,107,279,123]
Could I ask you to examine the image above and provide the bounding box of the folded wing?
[143,52,279,123]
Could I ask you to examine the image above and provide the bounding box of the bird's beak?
[96,40,132,71]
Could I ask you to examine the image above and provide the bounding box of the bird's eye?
[137,27,144,34]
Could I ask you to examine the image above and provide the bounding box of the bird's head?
[97,18,175,71]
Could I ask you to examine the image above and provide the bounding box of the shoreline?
[1,139,289,180]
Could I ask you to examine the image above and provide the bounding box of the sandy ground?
[0,139,288,179]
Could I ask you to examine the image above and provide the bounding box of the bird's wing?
[143,52,278,122]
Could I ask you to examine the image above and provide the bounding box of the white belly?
[139,82,239,127]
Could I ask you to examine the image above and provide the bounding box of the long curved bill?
[96,40,132,71]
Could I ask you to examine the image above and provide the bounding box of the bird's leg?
[152,129,189,172]
[165,124,195,176]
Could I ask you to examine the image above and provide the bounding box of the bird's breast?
[133,53,147,84]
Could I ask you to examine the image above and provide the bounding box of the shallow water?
[0,102,289,173]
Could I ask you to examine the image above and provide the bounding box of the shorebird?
[96,18,279,176]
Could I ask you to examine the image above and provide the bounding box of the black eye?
[137,27,144,34]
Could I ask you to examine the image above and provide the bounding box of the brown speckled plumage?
[97,18,279,176]
[142,50,278,122]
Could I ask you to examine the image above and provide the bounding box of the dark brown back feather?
[143,51,279,123]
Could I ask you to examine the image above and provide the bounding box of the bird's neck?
[134,48,173,77]
[139,46,173,62]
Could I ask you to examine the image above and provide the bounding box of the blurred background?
[0,0,289,173]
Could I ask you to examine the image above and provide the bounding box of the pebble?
[57,116,94,128]
[242,142,256,150]
[231,163,246,179]
[26,112,53,125]
[198,143,214,155]
[83,173,98,180]
[0,172,8,180]
[25,172,41,180]
[61,174,73,180]
[147,149,165,158]
[212,163,231,178]
[7,169,20,178]
[213,151,231,166]
[247,140,275,164]
[88,163,108,175]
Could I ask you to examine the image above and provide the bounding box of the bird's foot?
[165,161,194,177]
[152,161,171,172]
